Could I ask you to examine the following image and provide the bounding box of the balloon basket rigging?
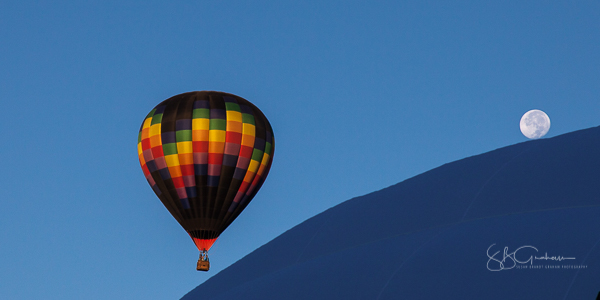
[197,250,210,271]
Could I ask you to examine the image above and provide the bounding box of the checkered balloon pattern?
[138,91,274,251]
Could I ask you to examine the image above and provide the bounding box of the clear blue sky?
[1,1,598,299]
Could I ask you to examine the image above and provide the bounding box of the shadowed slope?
[183,126,600,300]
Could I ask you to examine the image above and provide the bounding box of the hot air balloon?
[137,91,274,271]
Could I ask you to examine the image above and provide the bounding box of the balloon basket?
[197,251,210,271]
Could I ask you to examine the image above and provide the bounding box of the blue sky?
[1,1,599,299]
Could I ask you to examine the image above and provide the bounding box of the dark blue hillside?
[182,126,600,300]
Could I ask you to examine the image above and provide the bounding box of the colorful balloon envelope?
[137,91,274,270]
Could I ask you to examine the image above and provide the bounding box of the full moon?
[520,109,550,139]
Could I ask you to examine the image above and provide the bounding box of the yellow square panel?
[149,124,161,137]
[247,160,260,173]
[165,154,180,167]
[209,130,226,142]
[261,153,270,165]
[226,111,242,122]
[177,141,193,154]
[193,119,210,131]
[143,118,152,129]
[242,123,255,135]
